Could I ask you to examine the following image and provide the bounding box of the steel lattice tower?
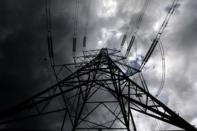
[0,48,196,131]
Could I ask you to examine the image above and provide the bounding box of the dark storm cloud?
[0,0,46,106]
[0,0,75,103]
[0,1,48,129]
[0,0,75,129]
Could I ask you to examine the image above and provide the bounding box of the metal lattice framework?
[0,48,196,131]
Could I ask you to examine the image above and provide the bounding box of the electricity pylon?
[0,48,196,131]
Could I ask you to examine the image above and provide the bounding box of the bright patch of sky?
[97,28,112,48]
[191,117,197,127]
[97,28,122,48]
[97,0,118,18]
[153,20,161,31]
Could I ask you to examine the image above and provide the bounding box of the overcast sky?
[0,0,197,130]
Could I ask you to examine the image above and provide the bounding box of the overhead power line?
[125,0,152,57]
[140,0,179,70]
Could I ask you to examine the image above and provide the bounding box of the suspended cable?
[140,38,158,70]
[125,0,151,57]
[73,0,80,56]
[153,42,165,129]
[139,0,179,102]
[140,0,178,70]
[73,37,77,53]
[135,0,151,31]
[155,39,165,97]
[82,36,87,48]
[83,0,91,50]
[120,34,127,49]
[155,0,178,40]
[46,0,54,65]
[74,0,79,37]
[125,34,136,57]
[45,0,61,82]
